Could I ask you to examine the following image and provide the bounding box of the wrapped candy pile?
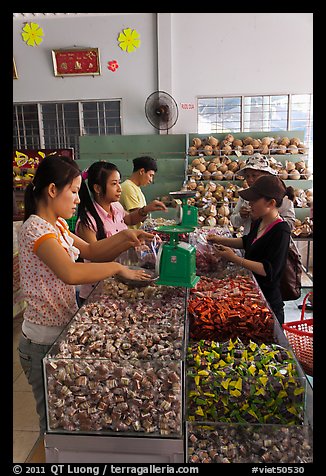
[88,277,186,302]
[187,339,305,425]
[140,217,176,232]
[187,423,312,463]
[189,275,274,343]
[45,299,185,435]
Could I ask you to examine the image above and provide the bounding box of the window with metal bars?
[198,94,313,164]
[13,100,121,157]
[198,97,242,133]
[13,104,41,149]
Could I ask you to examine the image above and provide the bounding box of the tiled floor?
[12,271,313,463]
[13,313,41,463]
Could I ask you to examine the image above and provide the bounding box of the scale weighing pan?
[169,191,196,200]
[154,225,195,234]
[116,266,159,288]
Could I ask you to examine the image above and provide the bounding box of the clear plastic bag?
[190,227,242,276]
[135,235,161,270]
[190,229,225,274]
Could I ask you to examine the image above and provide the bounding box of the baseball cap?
[238,175,287,203]
[235,153,278,176]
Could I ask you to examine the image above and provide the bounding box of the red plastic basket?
[283,292,313,375]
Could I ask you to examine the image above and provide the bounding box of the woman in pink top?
[18,155,154,435]
[76,161,167,302]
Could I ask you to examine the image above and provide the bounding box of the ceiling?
[13,13,115,19]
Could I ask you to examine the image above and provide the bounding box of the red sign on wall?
[52,48,101,76]
[180,103,195,110]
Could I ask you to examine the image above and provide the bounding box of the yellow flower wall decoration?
[22,22,44,47]
[118,28,140,53]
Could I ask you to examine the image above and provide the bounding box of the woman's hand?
[145,200,167,213]
[239,205,251,219]
[120,229,154,247]
[134,229,155,244]
[212,244,237,262]
[117,266,152,281]
[207,234,222,244]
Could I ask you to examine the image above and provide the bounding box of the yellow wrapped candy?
[248,364,256,376]
[196,407,204,417]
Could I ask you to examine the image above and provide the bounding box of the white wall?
[13,13,158,134]
[13,13,313,135]
[171,13,313,133]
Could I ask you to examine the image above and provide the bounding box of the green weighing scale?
[169,190,198,228]
[154,191,199,288]
[154,225,200,288]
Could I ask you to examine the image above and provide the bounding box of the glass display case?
[188,270,275,343]
[185,267,313,432]
[44,243,312,463]
[43,296,187,438]
[186,338,307,426]
[187,422,313,463]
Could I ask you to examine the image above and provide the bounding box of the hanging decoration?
[117,28,140,53]
[21,22,44,47]
[52,48,101,76]
[108,60,119,72]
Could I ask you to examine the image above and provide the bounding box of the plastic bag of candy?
[189,229,224,274]
[135,235,161,269]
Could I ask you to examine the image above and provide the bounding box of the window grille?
[13,100,122,157]
[13,104,40,149]
[198,94,313,166]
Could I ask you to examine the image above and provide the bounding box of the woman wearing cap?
[231,154,295,234]
[208,175,291,324]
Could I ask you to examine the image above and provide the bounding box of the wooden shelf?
[283,180,312,188]
[186,177,312,188]
[187,153,308,161]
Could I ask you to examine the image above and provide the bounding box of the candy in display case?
[49,298,187,361]
[186,338,306,426]
[141,217,177,232]
[87,276,187,303]
[189,274,275,343]
[187,422,313,463]
[45,356,182,436]
[43,297,186,437]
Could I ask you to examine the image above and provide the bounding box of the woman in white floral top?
[18,155,154,435]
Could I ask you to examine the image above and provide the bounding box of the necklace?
[257,214,280,234]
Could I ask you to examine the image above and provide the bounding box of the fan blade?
[155,104,169,117]
[145,91,179,130]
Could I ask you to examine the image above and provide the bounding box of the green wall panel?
[79,134,187,203]
[78,132,311,206]
[294,208,311,221]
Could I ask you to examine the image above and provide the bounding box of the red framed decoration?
[52,48,101,77]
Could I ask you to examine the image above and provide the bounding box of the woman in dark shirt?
[207,175,291,324]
